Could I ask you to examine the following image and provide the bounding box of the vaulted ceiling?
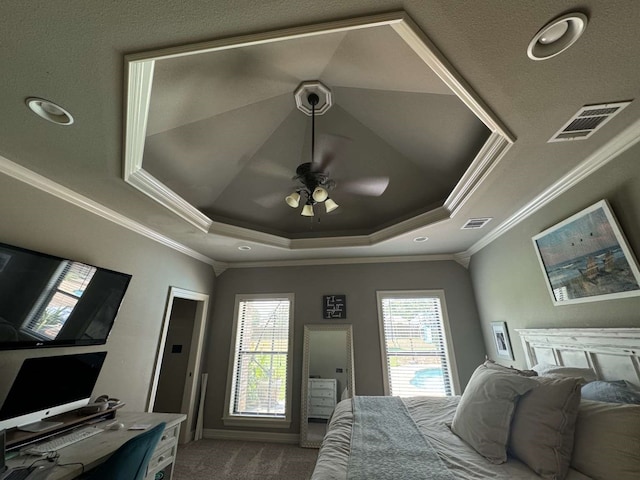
[1,2,639,268]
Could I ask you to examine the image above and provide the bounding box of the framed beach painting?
[532,199,640,305]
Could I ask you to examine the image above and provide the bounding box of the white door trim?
[148,287,210,444]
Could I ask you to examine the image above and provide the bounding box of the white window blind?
[230,297,291,418]
[378,292,454,397]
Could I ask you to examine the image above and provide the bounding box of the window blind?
[380,295,453,397]
[231,298,291,417]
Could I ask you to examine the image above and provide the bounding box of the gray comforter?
[347,396,455,480]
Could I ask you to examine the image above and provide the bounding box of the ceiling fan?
[283,82,390,217]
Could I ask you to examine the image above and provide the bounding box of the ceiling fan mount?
[282,81,389,216]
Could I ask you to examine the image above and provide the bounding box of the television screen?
[0,242,131,350]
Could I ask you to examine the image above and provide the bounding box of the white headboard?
[516,328,640,387]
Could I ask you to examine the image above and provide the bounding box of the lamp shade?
[301,203,314,217]
[285,192,300,208]
[325,198,339,213]
[312,186,328,202]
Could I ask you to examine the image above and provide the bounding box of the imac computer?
[0,351,107,432]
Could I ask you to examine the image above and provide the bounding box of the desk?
[6,412,186,480]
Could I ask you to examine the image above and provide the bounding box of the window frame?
[223,293,294,428]
[376,290,460,396]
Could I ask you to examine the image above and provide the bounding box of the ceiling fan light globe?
[285,192,300,208]
[312,186,328,202]
[301,204,314,217]
[325,198,339,213]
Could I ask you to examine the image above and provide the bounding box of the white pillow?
[451,365,538,464]
[532,363,597,383]
[571,400,640,480]
[509,375,582,480]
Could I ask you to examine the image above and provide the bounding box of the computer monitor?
[0,352,107,432]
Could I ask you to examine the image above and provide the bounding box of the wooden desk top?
[6,412,186,480]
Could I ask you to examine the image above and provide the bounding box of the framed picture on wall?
[491,322,514,360]
[323,295,347,319]
[532,199,640,305]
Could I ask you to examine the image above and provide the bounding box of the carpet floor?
[173,439,319,480]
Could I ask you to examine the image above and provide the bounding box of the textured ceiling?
[1,1,639,266]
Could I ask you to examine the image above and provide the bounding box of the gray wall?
[204,260,484,433]
[0,175,216,412]
[470,140,640,369]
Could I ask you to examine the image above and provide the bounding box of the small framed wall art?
[532,199,640,305]
[323,295,346,319]
[491,322,514,360]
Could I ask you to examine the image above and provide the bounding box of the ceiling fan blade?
[340,177,390,197]
[312,134,351,173]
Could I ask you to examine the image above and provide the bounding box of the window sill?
[222,415,291,429]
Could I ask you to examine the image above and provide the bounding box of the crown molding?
[444,133,512,217]
[124,58,212,233]
[0,154,216,266]
[223,254,457,270]
[461,117,640,261]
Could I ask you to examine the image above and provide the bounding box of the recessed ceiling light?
[26,97,74,125]
[238,245,252,251]
[527,13,587,61]
[413,236,429,243]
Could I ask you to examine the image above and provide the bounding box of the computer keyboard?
[2,467,33,480]
[23,426,104,455]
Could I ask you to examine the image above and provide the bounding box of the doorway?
[148,287,210,444]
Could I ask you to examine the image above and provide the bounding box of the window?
[377,290,459,397]
[22,261,96,340]
[224,293,294,427]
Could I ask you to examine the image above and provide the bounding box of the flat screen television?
[0,351,107,432]
[0,241,131,350]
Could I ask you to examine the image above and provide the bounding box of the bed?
[310,328,640,480]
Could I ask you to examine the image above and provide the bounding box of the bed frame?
[516,328,640,387]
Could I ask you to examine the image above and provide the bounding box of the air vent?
[549,101,631,142]
[461,218,492,230]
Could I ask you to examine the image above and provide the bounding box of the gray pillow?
[581,380,640,404]
[451,365,538,464]
[571,400,640,480]
[509,376,582,480]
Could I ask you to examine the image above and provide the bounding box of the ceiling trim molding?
[0,154,216,267]
[444,133,512,217]
[125,12,415,63]
[210,221,292,248]
[124,59,212,233]
[123,10,515,251]
[221,254,457,270]
[126,168,213,232]
[462,117,640,260]
[123,60,154,180]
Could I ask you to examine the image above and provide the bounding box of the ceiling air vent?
[549,101,631,142]
[461,217,492,230]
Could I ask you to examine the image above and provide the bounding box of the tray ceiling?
[125,13,510,245]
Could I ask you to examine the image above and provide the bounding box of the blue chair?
[83,422,166,480]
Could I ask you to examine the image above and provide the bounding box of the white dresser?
[308,378,337,420]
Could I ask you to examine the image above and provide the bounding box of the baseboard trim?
[202,429,300,444]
